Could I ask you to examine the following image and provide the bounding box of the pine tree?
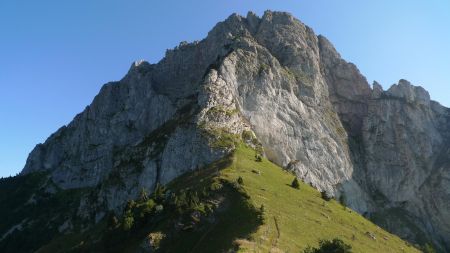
[321,191,332,201]
[422,243,436,253]
[291,177,300,189]
[153,183,166,203]
[107,214,119,230]
[139,188,148,202]
[303,238,352,253]
[122,210,134,231]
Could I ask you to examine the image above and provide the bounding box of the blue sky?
[1,1,449,177]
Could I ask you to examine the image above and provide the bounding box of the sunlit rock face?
[21,11,450,251]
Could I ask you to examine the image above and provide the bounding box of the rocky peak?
[245,11,260,32]
[385,79,431,106]
[371,81,383,98]
[318,35,341,61]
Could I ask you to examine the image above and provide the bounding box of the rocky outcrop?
[20,10,450,251]
[362,82,450,249]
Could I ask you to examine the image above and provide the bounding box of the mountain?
[2,10,449,252]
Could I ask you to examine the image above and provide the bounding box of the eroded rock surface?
[19,10,450,251]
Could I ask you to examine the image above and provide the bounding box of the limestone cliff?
[18,11,450,251]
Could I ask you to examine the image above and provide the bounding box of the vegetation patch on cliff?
[0,173,88,253]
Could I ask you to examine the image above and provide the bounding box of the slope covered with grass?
[221,144,421,253]
[34,143,421,253]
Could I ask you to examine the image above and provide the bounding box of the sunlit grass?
[220,144,420,253]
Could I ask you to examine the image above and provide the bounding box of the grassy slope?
[219,144,420,253]
[35,144,421,253]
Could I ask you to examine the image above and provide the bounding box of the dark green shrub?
[291,177,300,189]
[153,183,166,203]
[304,238,352,253]
[125,200,136,210]
[258,204,266,223]
[200,187,210,198]
[187,190,200,210]
[422,243,436,253]
[122,211,134,231]
[210,180,223,191]
[339,193,346,206]
[139,188,149,201]
[260,204,265,213]
[107,214,119,230]
[321,191,332,201]
[242,130,253,141]
[140,199,156,217]
[172,189,207,215]
[173,191,188,214]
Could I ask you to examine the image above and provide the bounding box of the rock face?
[20,11,450,251]
[362,81,450,248]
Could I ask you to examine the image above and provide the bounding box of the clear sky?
[1,0,449,177]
